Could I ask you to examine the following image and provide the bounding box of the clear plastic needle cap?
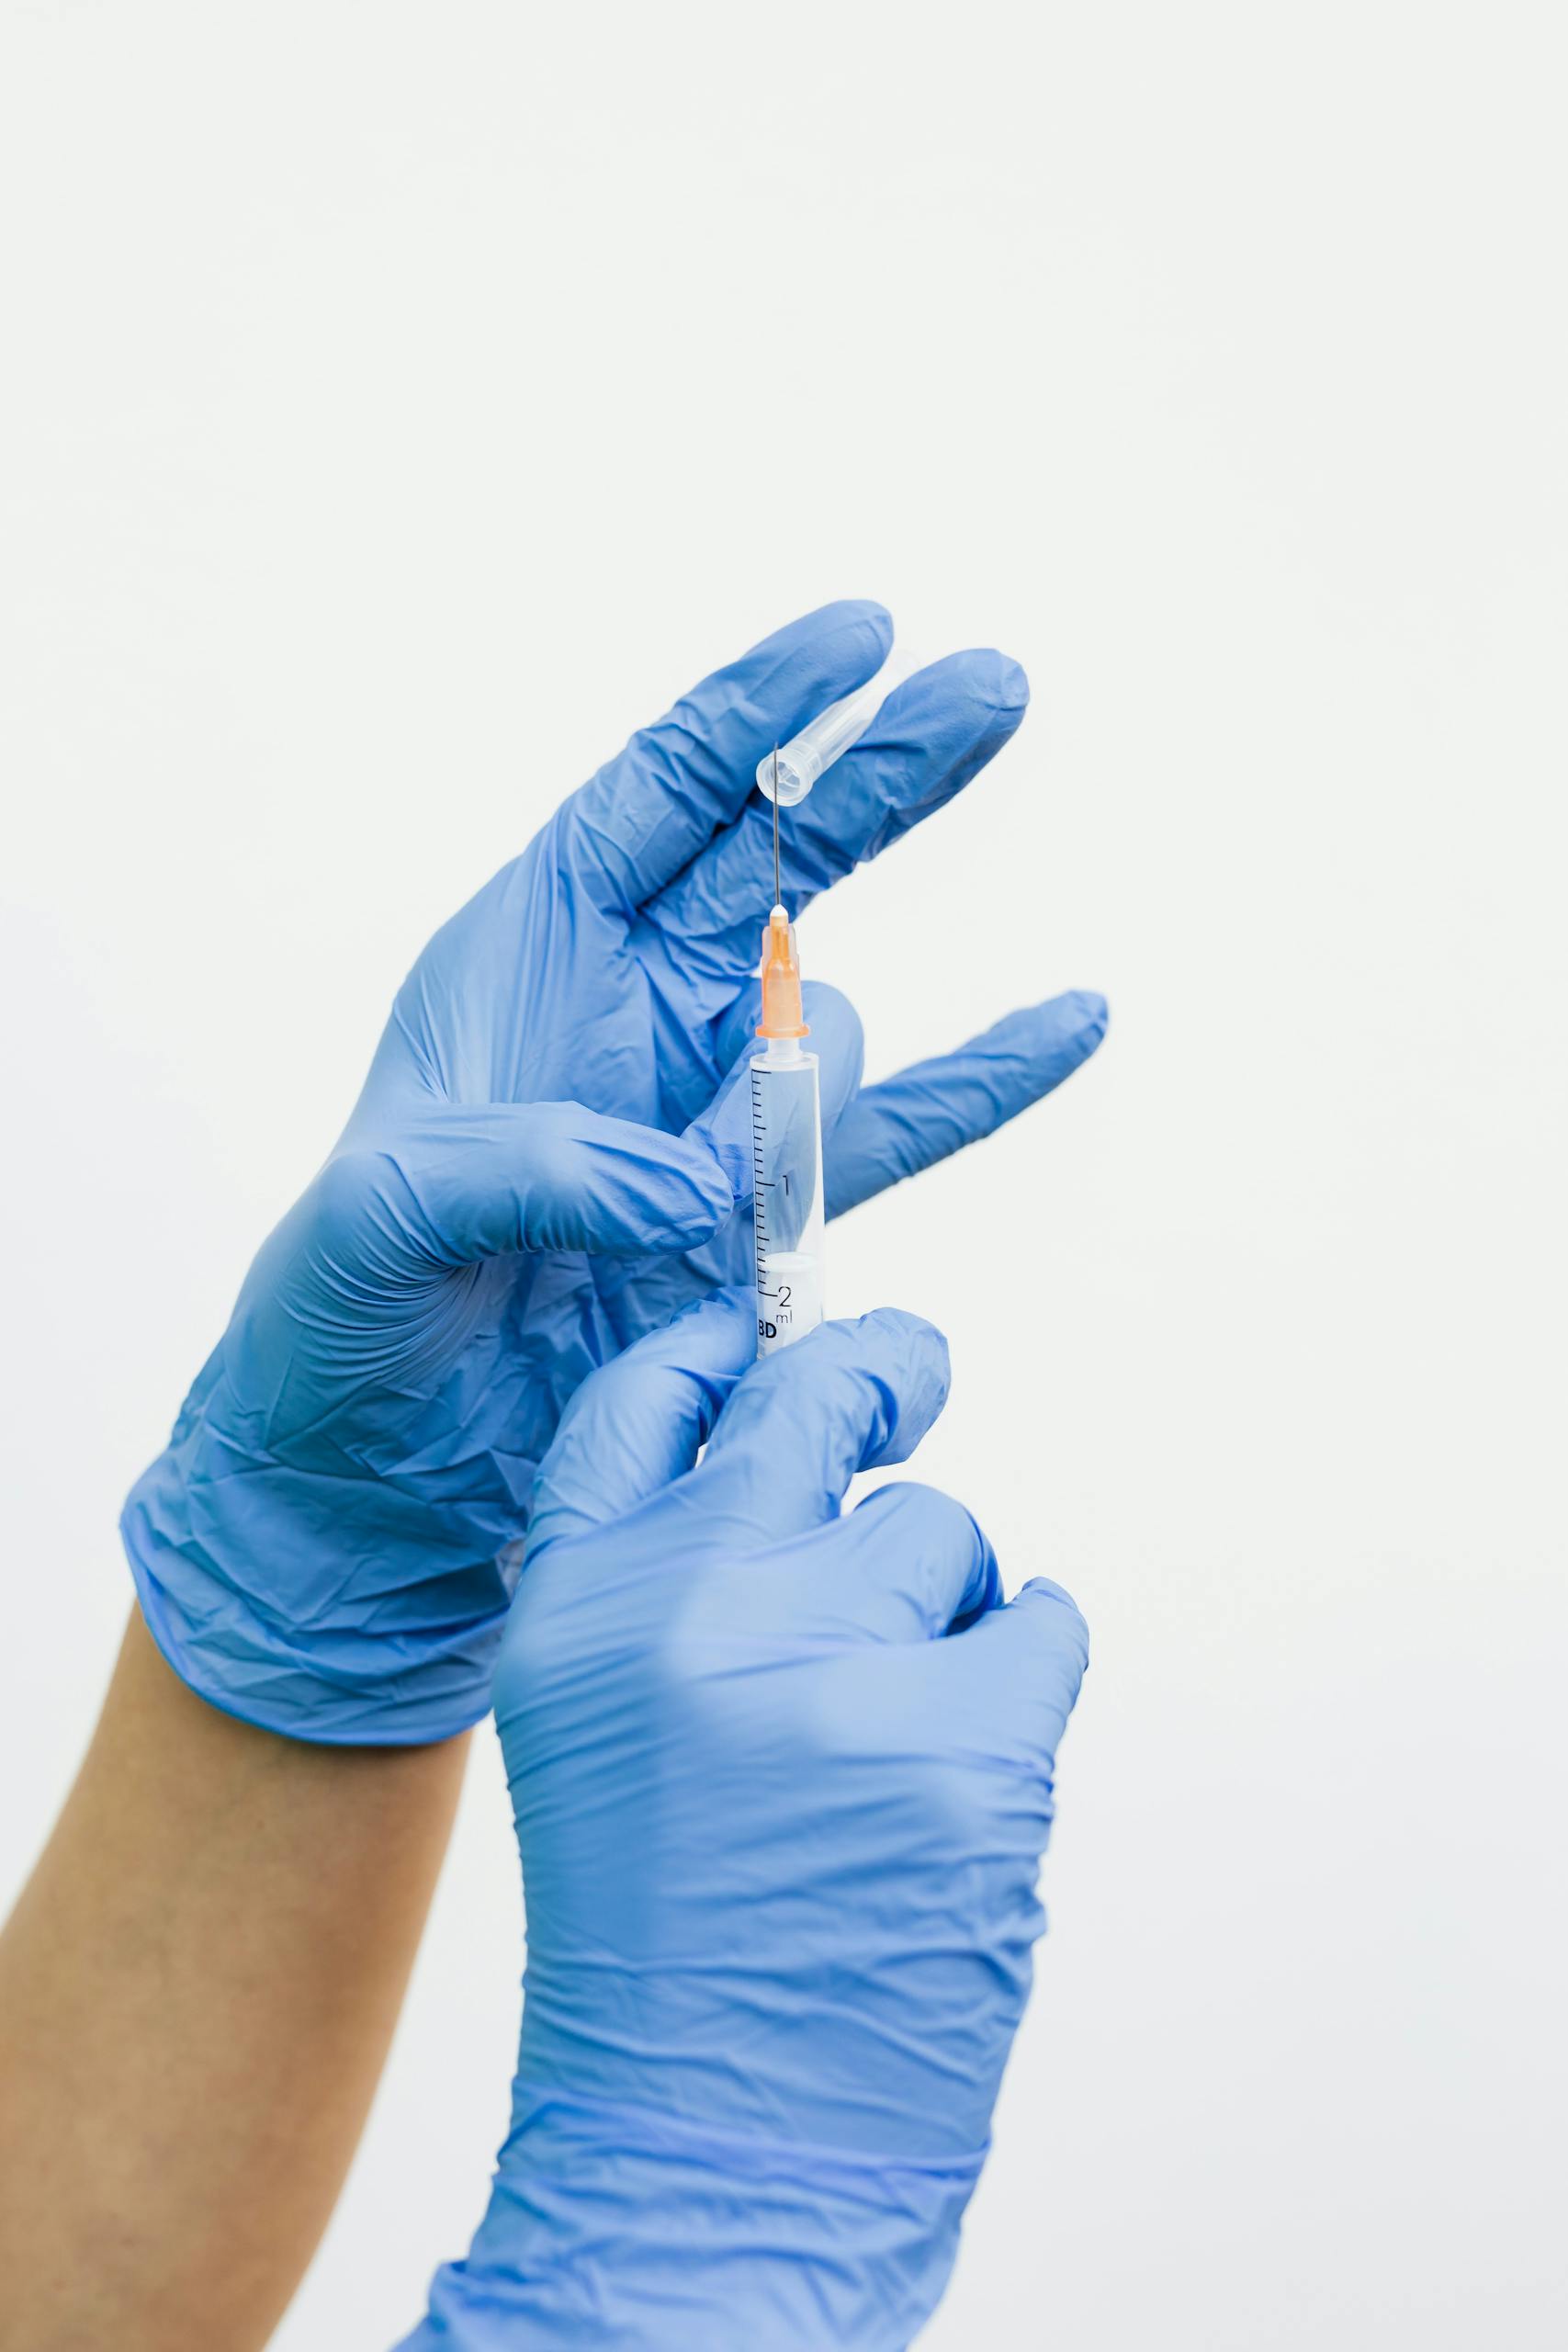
[757,642,921,806]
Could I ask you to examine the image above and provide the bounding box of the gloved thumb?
[325,1102,736,1269]
[527,1290,758,1556]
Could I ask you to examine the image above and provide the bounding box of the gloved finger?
[634,651,1029,1004]
[942,1576,1090,1763]
[527,1291,757,1557]
[681,1308,950,1540]
[784,1481,1001,1645]
[555,601,892,918]
[340,1102,735,1270]
[827,990,1110,1219]
[693,979,865,1210]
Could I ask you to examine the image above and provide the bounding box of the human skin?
[0,1610,469,2352]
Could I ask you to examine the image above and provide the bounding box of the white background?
[3,5,1564,2346]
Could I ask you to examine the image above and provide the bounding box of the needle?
[772,747,781,910]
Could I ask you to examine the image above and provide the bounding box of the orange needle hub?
[756,905,809,1041]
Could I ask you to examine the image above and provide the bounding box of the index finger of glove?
[679,1308,950,1541]
[556,601,892,916]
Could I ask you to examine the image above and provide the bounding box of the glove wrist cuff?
[121,1466,503,1747]
[396,2084,981,2351]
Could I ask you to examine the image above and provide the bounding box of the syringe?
[748,642,930,1350]
[750,900,824,1357]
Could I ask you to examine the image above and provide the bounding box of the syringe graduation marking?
[750,1063,773,1300]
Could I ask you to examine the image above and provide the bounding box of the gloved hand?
[398,1294,1089,2352]
[124,602,1106,1741]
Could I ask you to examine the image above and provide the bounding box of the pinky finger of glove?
[826,989,1108,1219]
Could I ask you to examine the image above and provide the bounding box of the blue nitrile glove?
[397,1294,1088,2352]
[123,602,1107,1742]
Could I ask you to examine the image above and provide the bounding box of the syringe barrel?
[757,644,920,806]
[750,1044,824,1355]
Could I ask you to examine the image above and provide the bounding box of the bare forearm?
[0,1610,468,2352]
